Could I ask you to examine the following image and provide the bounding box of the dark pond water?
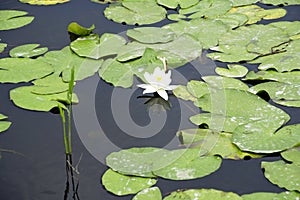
[0,0,300,199]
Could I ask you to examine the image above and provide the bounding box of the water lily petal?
[137,84,150,89]
[157,89,169,101]
[142,85,158,94]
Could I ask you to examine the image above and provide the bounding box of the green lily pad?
[104,0,167,25]
[39,46,103,81]
[153,149,222,180]
[9,44,48,58]
[163,18,228,49]
[164,188,243,200]
[215,64,248,78]
[229,0,259,6]
[260,0,300,5]
[173,86,197,102]
[208,24,289,62]
[214,13,248,29]
[167,14,187,21]
[0,42,7,53]
[177,129,262,159]
[157,0,198,9]
[19,0,70,5]
[132,187,162,200]
[270,21,300,40]
[179,0,232,19]
[10,85,78,111]
[249,81,300,107]
[102,169,157,196]
[242,191,300,200]
[91,0,119,4]
[67,22,95,36]
[262,147,300,192]
[281,147,300,164]
[31,75,70,95]
[244,70,300,84]
[0,10,34,31]
[0,58,53,83]
[70,33,126,59]
[0,114,11,133]
[126,27,176,44]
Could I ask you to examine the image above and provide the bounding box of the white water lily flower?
[137,67,178,101]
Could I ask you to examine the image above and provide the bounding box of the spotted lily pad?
[126,27,176,44]
[9,44,48,58]
[104,0,167,25]
[157,0,198,9]
[164,188,243,200]
[177,129,262,159]
[70,33,126,59]
[0,10,34,31]
[260,0,300,5]
[242,191,300,199]
[215,64,248,78]
[102,169,157,196]
[39,46,103,81]
[67,22,95,36]
[262,147,300,192]
[0,114,11,133]
[19,0,70,5]
[0,58,53,83]
[132,187,162,200]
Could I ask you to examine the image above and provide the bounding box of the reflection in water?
[64,154,80,200]
[138,94,172,114]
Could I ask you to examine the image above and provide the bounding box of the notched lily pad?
[0,114,12,133]
[157,0,198,9]
[215,64,248,78]
[0,10,34,31]
[102,169,157,196]
[9,44,48,58]
[19,0,70,5]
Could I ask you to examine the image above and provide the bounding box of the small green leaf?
[215,64,248,78]
[67,22,95,36]
[0,113,11,133]
[0,10,34,31]
[132,187,162,200]
[0,42,7,53]
[102,169,157,196]
[9,44,48,58]
[242,191,300,200]
[19,0,70,5]
[229,0,259,7]
[173,86,196,102]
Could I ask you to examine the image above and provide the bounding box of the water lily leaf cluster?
[0,10,34,31]
[9,44,48,58]
[262,147,300,192]
[0,114,11,133]
[19,0,70,5]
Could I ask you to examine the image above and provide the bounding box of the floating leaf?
[0,58,53,83]
[132,187,162,200]
[214,13,248,29]
[0,42,7,53]
[102,169,157,196]
[271,21,300,40]
[9,44,48,58]
[177,129,262,159]
[281,147,300,164]
[70,33,126,59]
[167,14,187,21]
[229,0,259,6]
[10,85,78,111]
[0,114,11,133]
[208,24,289,62]
[244,70,300,84]
[249,81,300,107]
[153,149,222,180]
[173,86,196,102]
[260,0,300,5]
[91,0,119,4]
[104,0,167,25]
[163,18,228,49]
[262,147,300,192]
[157,0,198,9]
[19,0,70,5]
[126,27,176,44]
[215,64,248,78]
[242,191,300,200]
[164,188,243,200]
[31,75,69,95]
[0,10,34,31]
[67,22,95,36]
[39,46,103,81]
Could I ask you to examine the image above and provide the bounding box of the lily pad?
[0,10,34,31]
[31,75,70,95]
[157,0,198,9]
[215,64,248,78]
[249,81,300,107]
[260,0,300,5]
[67,22,95,36]
[39,46,103,81]
[102,169,157,196]
[242,191,300,200]
[91,0,119,4]
[229,0,259,6]
[0,58,53,83]
[0,42,7,53]
[19,0,70,5]
[70,33,126,59]
[262,147,300,192]
[104,0,167,25]
[270,21,300,40]
[126,27,176,44]
[9,44,48,58]
[173,86,197,102]
[167,14,187,21]
[177,129,262,159]
[132,187,162,200]
[0,114,11,133]
[214,13,248,29]
[244,70,300,84]
[164,188,243,200]
[10,85,78,111]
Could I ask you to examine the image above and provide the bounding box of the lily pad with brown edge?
[177,129,263,159]
[9,44,48,58]
[0,10,34,31]
[19,0,70,5]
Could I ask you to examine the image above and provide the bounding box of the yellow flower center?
[156,76,162,81]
